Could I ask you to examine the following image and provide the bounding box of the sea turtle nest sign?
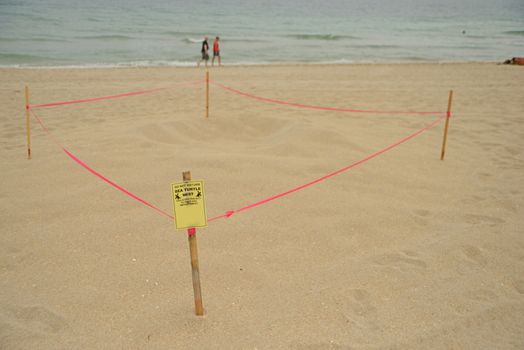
[171,180,208,230]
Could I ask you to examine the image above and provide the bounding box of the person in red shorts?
[212,36,221,66]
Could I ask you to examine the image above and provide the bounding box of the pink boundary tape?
[29,81,447,226]
[31,110,174,220]
[208,115,445,222]
[213,81,445,116]
[30,80,203,109]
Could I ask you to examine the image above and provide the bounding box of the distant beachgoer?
[212,36,221,66]
[197,36,209,67]
[503,57,524,65]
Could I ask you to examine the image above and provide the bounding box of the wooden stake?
[25,86,32,159]
[205,70,209,118]
[440,90,453,160]
[183,171,204,316]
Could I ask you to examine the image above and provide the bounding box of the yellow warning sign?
[171,180,207,230]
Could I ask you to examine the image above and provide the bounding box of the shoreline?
[0,60,504,70]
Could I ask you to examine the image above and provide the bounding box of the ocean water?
[0,0,523,67]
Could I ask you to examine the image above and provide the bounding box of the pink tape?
[30,80,203,109]
[63,148,174,219]
[30,82,447,228]
[31,110,174,220]
[208,115,445,222]
[30,88,166,109]
[213,82,445,116]
[33,109,444,225]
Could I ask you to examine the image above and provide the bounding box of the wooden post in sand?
[183,171,204,316]
[440,90,453,160]
[205,70,210,118]
[25,86,32,159]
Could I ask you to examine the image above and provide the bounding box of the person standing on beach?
[197,36,209,67]
[212,36,221,66]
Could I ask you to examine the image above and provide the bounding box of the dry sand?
[1,63,523,349]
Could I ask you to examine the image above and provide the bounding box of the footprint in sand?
[4,305,68,334]
[347,289,377,317]
[477,141,501,150]
[504,146,521,156]
[373,251,427,271]
[413,209,431,217]
[462,245,488,267]
[513,280,524,295]
[463,214,505,227]
[412,209,431,226]
[477,172,493,179]
[290,342,348,350]
[497,199,518,214]
[335,288,378,334]
[460,195,487,206]
[465,289,498,303]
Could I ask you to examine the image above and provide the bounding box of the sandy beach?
[1,63,523,349]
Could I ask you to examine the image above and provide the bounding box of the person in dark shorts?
[197,36,209,67]
[212,36,221,66]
